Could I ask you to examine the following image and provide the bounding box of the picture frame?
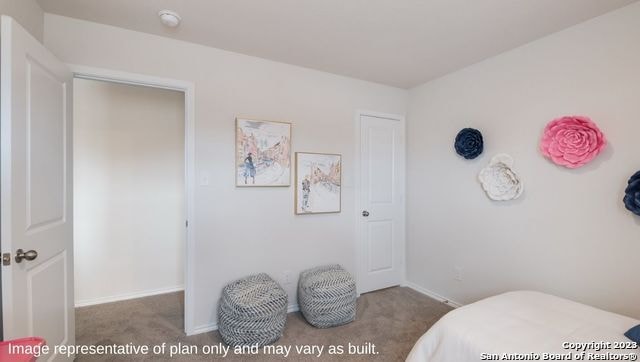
[295,152,342,214]
[236,117,292,187]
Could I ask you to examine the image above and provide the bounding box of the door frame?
[68,64,197,336]
[353,110,407,295]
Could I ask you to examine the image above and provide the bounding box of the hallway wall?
[74,78,185,306]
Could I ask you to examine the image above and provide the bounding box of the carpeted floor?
[75,287,452,361]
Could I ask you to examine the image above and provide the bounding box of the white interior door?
[358,113,405,294]
[1,16,74,360]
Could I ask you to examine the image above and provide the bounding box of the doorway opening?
[72,76,190,338]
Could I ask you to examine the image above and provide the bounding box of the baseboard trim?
[75,286,185,307]
[190,323,217,335]
[188,303,300,337]
[403,281,464,308]
[287,303,299,313]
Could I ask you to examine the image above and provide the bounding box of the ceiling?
[37,0,637,88]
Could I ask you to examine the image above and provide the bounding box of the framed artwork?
[295,152,342,214]
[236,118,291,187]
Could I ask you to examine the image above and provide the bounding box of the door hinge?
[2,253,11,266]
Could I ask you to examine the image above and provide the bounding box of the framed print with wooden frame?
[236,117,291,187]
[295,152,342,214]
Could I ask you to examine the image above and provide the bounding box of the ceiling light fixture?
[158,10,181,28]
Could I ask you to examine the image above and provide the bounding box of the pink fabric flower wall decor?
[540,116,607,169]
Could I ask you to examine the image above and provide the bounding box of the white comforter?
[407,291,639,362]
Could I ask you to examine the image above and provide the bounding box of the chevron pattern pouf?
[218,273,288,346]
[298,264,356,328]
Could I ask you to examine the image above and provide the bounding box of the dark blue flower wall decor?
[623,171,640,216]
[454,128,484,159]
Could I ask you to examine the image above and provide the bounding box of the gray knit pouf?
[298,264,356,328]
[218,273,288,346]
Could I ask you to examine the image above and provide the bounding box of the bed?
[407,291,639,362]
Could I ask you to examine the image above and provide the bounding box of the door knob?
[15,249,38,263]
[362,210,370,217]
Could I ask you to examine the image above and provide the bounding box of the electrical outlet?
[454,266,463,281]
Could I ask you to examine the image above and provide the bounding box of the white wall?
[0,0,43,41]
[73,79,185,306]
[406,2,640,318]
[44,14,408,332]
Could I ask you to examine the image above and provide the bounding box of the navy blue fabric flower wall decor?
[623,171,640,216]
[454,128,484,159]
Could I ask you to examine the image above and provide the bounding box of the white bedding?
[407,291,639,362]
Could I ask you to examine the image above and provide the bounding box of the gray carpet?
[75,287,452,361]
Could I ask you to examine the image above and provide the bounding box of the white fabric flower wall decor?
[478,154,524,201]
